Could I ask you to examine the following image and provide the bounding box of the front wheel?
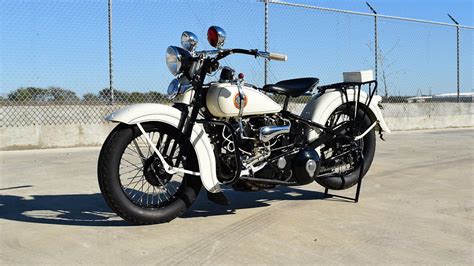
[316,104,376,190]
[98,122,201,225]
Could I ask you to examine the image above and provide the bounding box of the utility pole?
[264,0,269,85]
[108,0,114,104]
[448,13,460,103]
[366,2,378,85]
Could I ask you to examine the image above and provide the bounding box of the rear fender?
[106,103,221,193]
[301,89,390,141]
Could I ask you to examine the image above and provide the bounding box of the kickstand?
[323,151,365,203]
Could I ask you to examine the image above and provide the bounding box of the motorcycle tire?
[316,105,376,190]
[98,122,201,225]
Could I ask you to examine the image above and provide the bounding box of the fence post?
[366,2,378,85]
[456,25,460,103]
[448,14,461,103]
[108,0,114,104]
[264,0,269,85]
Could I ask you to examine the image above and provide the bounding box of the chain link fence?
[1,0,472,127]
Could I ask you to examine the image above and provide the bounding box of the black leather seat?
[262,77,319,97]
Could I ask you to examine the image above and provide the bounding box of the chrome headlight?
[166,46,191,76]
[181,31,199,52]
[167,78,180,99]
[167,77,193,99]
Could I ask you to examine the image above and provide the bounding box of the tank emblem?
[233,93,248,109]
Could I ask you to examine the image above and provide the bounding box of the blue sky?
[0,0,472,97]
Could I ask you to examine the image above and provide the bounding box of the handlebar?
[208,49,287,61]
[267,52,287,61]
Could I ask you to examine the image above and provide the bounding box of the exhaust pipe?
[259,123,290,142]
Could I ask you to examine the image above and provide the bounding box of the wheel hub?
[143,156,172,186]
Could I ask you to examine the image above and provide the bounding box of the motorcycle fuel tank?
[206,83,282,118]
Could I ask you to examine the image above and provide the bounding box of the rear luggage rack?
[317,80,378,203]
[318,80,378,107]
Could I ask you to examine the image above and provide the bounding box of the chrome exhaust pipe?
[259,123,291,142]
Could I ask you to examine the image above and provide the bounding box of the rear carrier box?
[343,70,374,83]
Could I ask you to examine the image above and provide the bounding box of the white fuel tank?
[206,83,282,118]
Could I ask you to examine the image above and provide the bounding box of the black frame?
[171,50,378,202]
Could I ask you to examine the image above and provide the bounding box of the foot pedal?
[207,191,229,206]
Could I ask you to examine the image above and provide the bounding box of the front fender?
[106,103,221,193]
[301,89,390,141]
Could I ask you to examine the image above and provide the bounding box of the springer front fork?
[134,95,203,177]
[135,121,200,176]
[133,60,213,177]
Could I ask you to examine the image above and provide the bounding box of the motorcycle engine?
[218,115,314,191]
[252,147,320,186]
[216,113,320,190]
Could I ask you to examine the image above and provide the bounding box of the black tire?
[98,122,201,225]
[316,105,376,190]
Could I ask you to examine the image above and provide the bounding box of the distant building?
[407,92,473,103]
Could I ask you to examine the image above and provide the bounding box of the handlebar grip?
[268,52,287,61]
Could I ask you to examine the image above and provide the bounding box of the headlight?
[166,46,191,76]
[167,79,180,99]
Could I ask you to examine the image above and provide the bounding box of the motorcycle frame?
[171,57,379,186]
[106,50,387,195]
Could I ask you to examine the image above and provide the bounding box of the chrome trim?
[181,31,199,52]
[179,83,193,94]
[277,157,287,169]
[167,78,180,99]
[195,49,220,57]
[208,26,226,48]
[257,51,270,58]
[259,123,291,142]
[177,75,193,94]
[305,159,317,177]
[257,51,288,61]
[166,46,184,76]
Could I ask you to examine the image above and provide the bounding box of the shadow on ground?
[0,185,327,227]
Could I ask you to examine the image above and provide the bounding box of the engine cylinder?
[259,124,290,142]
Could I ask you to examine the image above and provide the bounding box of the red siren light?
[207,26,226,48]
[207,27,218,47]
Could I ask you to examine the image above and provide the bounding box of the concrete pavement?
[0,128,473,264]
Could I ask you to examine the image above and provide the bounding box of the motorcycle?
[98,26,390,225]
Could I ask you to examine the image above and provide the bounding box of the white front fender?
[301,89,391,141]
[106,103,221,193]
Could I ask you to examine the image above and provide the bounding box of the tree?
[7,87,48,102]
[144,91,168,103]
[47,87,79,102]
[98,88,130,103]
[367,39,405,99]
[7,87,79,103]
[82,93,99,103]
[128,92,147,103]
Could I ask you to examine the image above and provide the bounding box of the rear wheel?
[98,122,201,225]
[316,104,376,190]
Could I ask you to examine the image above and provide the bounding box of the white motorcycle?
[98,26,390,225]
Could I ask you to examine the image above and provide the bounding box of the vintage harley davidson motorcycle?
[98,26,390,224]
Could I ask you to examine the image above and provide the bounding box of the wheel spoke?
[132,139,147,161]
[128,176,145,199]
[120,166,144,177]
[123,167,143,187]
[121,157,142,169]
[116,125,192,209]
